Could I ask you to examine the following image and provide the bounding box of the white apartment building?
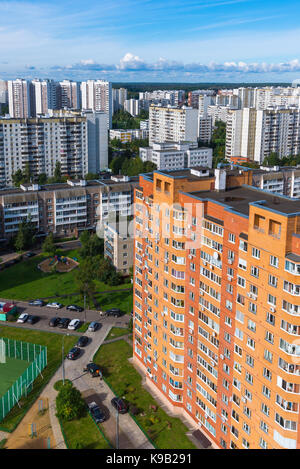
[139,141,212,171]
[139,90,185,106]
[226,107,300,163]
[124,99,140,117]
[58,80,81,110]
[0,111,108,185]
[104,221,134,275]
[32,79,58,115]
[207,104,232,125]
[81,80,112,128]
[109,128,149,143]
[8,79,31,118]
[0,81,8,105]
[149,105,198,146]
[198,114,213,143]
[113,88,127,112]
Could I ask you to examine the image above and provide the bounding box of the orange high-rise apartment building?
[132,166,300,449]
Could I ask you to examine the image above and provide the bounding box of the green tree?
[14,216,36,252]
[42,232,57,257]
[75,258,96,307]
[56,383,86,421]
[262,152,281,166]
[54,161,62,182]
[80,234,104,259]
[12,169,24,187]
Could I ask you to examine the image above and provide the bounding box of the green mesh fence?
[0,337,47,422]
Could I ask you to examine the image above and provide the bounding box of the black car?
[88,402,106,423]
[111,397,128,414]
[83,362,102,378]
[24,252,35,258]
[105,308,122,318]
[66,304,83,312]
[67,347,81,360]
[57,317,70,328]
[76,336,89,347]
[29,299,45,307]
[27,315,39,324]
[49,316,61,327]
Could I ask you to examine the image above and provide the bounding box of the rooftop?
[188,185,300,217]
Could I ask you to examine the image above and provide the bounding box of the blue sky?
[1,0,300,82]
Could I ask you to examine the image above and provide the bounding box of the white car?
[17,313,29,323]
[46,302,63,309]
[68,319,80,331]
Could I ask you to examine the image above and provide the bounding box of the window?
[270,255,279,268]
[251,266,259,278]
[268,275,278,288]
[229,233,236,243]
[252,247,260,259]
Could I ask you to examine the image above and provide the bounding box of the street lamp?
[62,333,69,385]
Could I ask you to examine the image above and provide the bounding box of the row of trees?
[12,161,66,187]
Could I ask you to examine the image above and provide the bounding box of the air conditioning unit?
[227,275,232,282]
[247,292,252,298]
[203,261,207,266]
[241,397,247,403]
[200,291,204,296]
[188,255,193,259]
[270,307,276,313]
[220,354,224,360]
[213,331,217,337]
[228,259,233,265]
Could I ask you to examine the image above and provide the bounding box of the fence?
[0,337,47,422]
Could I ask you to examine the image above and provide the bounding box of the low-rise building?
[139,142,213,171]
[0,176,138,241]
[104,221,134,275]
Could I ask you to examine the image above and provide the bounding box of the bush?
[54,379,72,392]
[56,384,86,421]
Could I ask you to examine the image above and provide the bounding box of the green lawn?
[105,327,130,341]
[0,250,132,313]
[0,357,31,396]
[0,326,76,432]
[60,413,112,449]
[93,340,196,450]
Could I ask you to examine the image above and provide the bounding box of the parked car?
[105,308,122,318]
[68,319,80,330]
[28,299,45,307]
[76,336,89,347]
[88,321,100,332]
[66,304,83,312]
[67,347,80,360]
[27,315,40,324]
[17,313,29,323]
[46,302,63,309]
[88,402,106,423]
[24,252,35,258]
[83,362,102,378]
[57,318,70,328]
[49,316,61,327]
[111,397,128,414]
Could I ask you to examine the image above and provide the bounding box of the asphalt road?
[0,299,130,334]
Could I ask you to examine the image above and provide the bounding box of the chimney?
[214,168,226,192]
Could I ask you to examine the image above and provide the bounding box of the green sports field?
[0,358,31,397]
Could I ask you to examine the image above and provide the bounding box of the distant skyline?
[1,0,300,82]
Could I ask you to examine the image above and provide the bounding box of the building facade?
[0,175,138,240]
[149,105,199,146]
[132,166,300,449]
[139,142,213,171]
[0,111,108,185]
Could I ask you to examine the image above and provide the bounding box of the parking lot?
[0,299,130,334]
